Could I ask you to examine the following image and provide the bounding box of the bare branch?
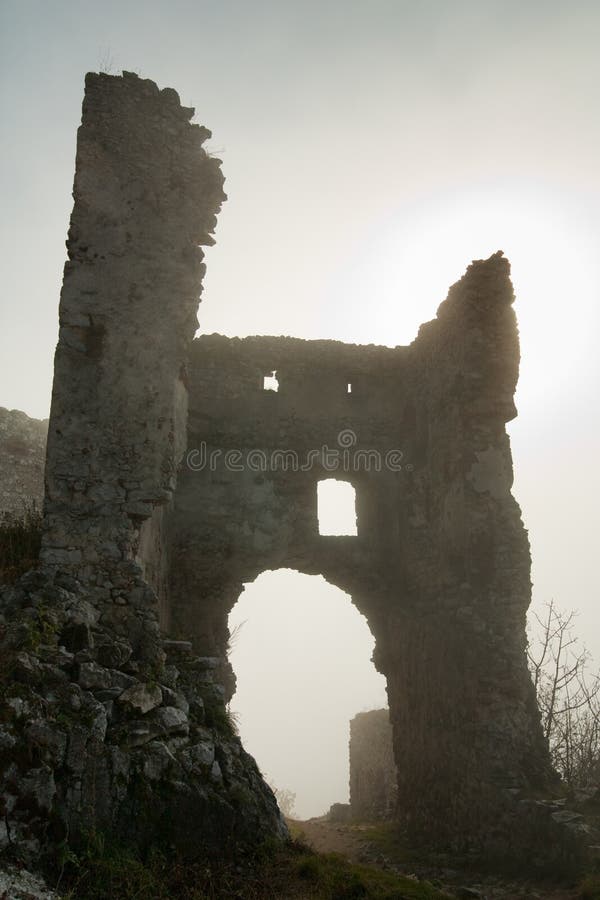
[528,600,600,788]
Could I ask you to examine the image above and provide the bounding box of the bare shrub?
[528,600,600,788]
[264,776,297,818]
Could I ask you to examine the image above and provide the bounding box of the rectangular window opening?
[317,479,358,536]
[263,371,279,392]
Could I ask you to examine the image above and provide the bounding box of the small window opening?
[347,382,352,394]
[263,371,279,392]
[318,479,357,535]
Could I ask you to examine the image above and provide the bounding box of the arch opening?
[317,478,357,536]
[227,568,387,819]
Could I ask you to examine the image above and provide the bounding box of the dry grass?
[56,833,450,899]
[0,504,42,585]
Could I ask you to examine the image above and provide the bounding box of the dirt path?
[291,817,370,860]
[290,818,583,900]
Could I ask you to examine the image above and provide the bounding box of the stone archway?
[227,567,387,818]
[167,264,554,854]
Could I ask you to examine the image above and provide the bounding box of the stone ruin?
[349,710,397,822]
[0,71,284,865]
[0,71,589,873]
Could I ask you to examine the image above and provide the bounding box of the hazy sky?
[1,0,600,817]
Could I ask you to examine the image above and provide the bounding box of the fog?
[1,0,599,817]
[229,569,387,819]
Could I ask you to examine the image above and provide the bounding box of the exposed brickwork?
[41,70,225,601]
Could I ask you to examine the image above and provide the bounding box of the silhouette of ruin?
[0,71,586,872]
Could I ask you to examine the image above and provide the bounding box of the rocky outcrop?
[0,408,47,517]
[0,569,284,865]
[0,864,58,899]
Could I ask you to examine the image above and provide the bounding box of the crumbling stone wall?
[0,409,47,516]
[168,253,582,865]
[169,334,404,657]
[349,709,396,821]
[40,71,225,612]
[0,72,284,869]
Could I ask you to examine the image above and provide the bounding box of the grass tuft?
[579,874,600,899]
[0,504,42,585]
[54,832,450,899]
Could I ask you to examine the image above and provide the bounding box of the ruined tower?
[0,72,284,863]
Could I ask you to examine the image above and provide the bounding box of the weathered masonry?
[168,255,560,857]
[349,709,397,821]
[0,70,583,870]
[0,71,284,865]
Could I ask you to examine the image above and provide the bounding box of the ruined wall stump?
[349,709,396,821]
[0,71,285,869]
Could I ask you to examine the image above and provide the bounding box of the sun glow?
[326,182,600,418]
